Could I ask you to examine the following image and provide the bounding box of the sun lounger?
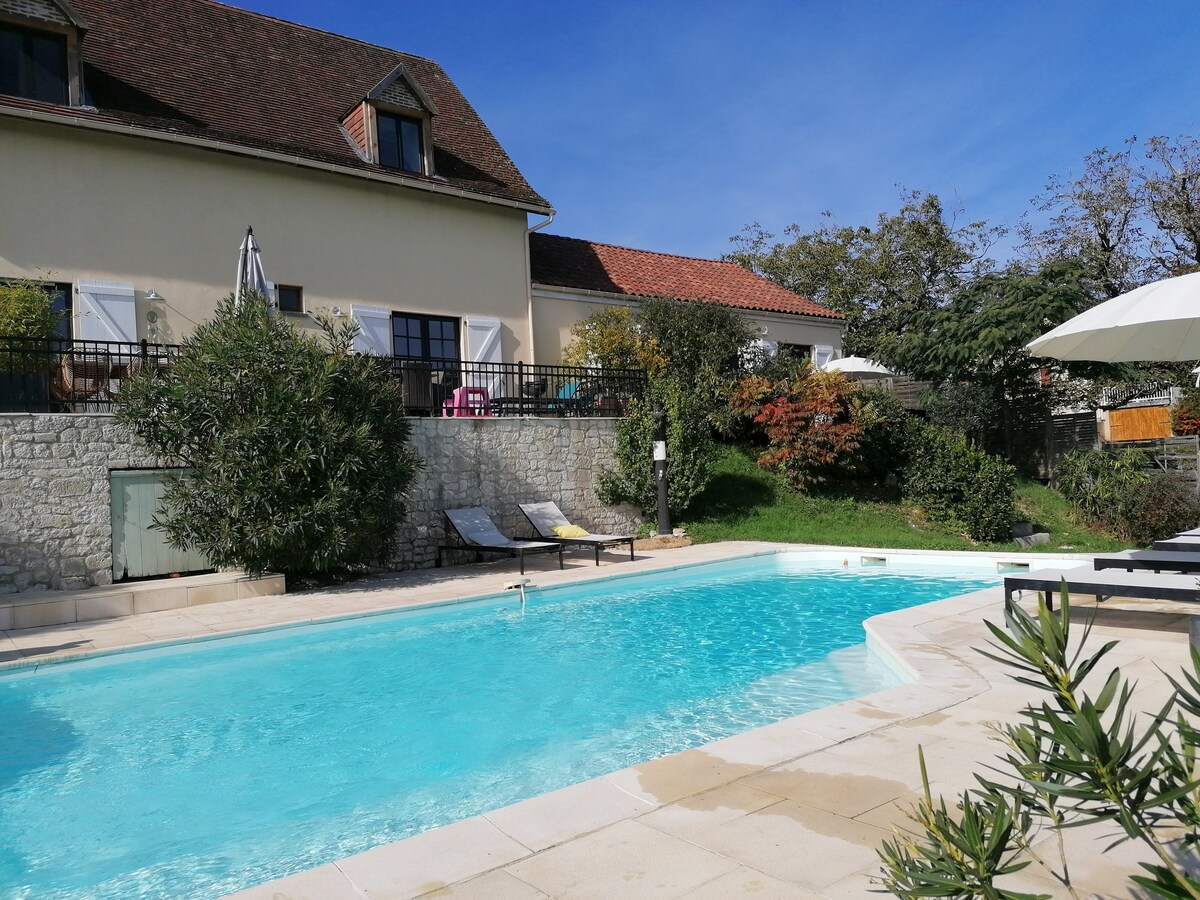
[1004,566,1200,614]
[1153,535,1200,553]
[438,507,563,574]
[1093,549,1200,574]
[519,501,635,565]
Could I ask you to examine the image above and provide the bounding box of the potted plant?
[0,280,63,412]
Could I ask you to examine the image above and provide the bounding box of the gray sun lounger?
[1004,566,1200,614]
[519,501,635,565]
[1152,535,1200,553]
[1094,549,1200,574]
[438,507,563,575]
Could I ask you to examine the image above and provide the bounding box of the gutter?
[0,103,554,216]
[523,213,556,363]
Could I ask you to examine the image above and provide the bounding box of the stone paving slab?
[1,541,1178,898]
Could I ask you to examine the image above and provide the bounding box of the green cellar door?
[110,469,211,581]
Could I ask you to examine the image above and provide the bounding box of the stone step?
[0,571,286,631]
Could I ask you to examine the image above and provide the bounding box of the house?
[0,0,551,373]
[528,234,845,365]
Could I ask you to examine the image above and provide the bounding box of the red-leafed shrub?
[1172,388,1200,436]
[729,366,864,490]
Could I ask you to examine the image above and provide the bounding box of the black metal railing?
[0,337,646,418]
[0,336,178,413]
[390,357,646,417]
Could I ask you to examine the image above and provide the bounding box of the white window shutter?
[813,345,836,368]
[76,281,136,342]
[350,305,393,355]
[464,316,503,397]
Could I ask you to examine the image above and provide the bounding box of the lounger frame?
[437,511,563,575]
[518,502,635,565]
[1003,570,1200,615]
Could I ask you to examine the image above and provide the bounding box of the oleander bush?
[879,590,1200,899]
[115,292,420,582]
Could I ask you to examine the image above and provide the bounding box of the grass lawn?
[680,444,1128,554]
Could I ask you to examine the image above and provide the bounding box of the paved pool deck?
[1,542,1188,898]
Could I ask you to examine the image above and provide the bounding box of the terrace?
[0,337,646,417]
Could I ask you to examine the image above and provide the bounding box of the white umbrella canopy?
[234,226,272,310]
[820,355,894,379]
[1026,270,1200,362]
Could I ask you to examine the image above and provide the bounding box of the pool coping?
[194,542,1097,899]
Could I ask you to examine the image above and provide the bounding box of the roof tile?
[530,234,842,320]
[3,0,549,209]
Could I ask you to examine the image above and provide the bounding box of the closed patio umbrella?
[819,355,894,379]
[1026,271,1200,362]
[234,226,273,311]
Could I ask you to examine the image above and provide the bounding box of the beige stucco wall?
[0,117,534,358]
[531,292,844,364]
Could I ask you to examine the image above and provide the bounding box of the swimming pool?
[0,552,1004,898]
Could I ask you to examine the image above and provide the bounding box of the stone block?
[1015,532,1051,548]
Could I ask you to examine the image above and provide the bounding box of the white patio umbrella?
[819,355,894,380]
[234,226,273,311]
[1026,270,1200,362]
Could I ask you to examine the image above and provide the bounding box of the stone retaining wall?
[0,414,641,595]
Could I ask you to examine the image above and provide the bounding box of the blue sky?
[242,1,1200,262]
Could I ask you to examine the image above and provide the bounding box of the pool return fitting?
[505,578,531,611]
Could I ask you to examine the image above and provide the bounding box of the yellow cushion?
[552,524,589,538]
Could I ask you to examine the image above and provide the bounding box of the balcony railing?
[0,337,178,413]
[390,357,646,417]
[0,337,646,418]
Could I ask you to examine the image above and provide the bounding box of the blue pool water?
[0,553,1000,898]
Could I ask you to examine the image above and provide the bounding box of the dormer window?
[377,111,423,174]
[0,22,68,104]
[340,62,438,177]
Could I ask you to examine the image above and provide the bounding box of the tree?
[883,259,1090,460]
[728,365,864,491]
[727,191,1001,358]
[115,293,420,582]
[1142,134,1200,275]
[1019,143,1148,301]
[561,296,754,426]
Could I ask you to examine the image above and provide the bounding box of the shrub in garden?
[598,380,713,517]
[729,366,865,491]
[1120,472,1200,545]
[1172,387,1200,436]
[1053,447,1150,539]
[901,421,1015,542]
[0,279,62,364]
[880,591,1200,898]
[116,293,420,581]
[849,385,912,487]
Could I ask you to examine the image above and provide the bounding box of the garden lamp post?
[653,405,670,536]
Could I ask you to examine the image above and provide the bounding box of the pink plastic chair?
[442,386,491,417]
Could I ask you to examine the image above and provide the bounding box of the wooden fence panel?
[1106,406,1172,442]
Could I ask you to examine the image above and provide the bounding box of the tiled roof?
[530,234,843,320]
[2,0,549,209]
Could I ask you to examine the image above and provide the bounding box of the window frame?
[0,19,73,106]
[390,312,460,367]
[276,284,303,314]
[372,106,430,175]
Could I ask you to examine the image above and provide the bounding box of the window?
[276,285,303,314]
[0,23,68,105]
[392,313,459,366]
[376,111,424,173]
[778,343,813,360]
